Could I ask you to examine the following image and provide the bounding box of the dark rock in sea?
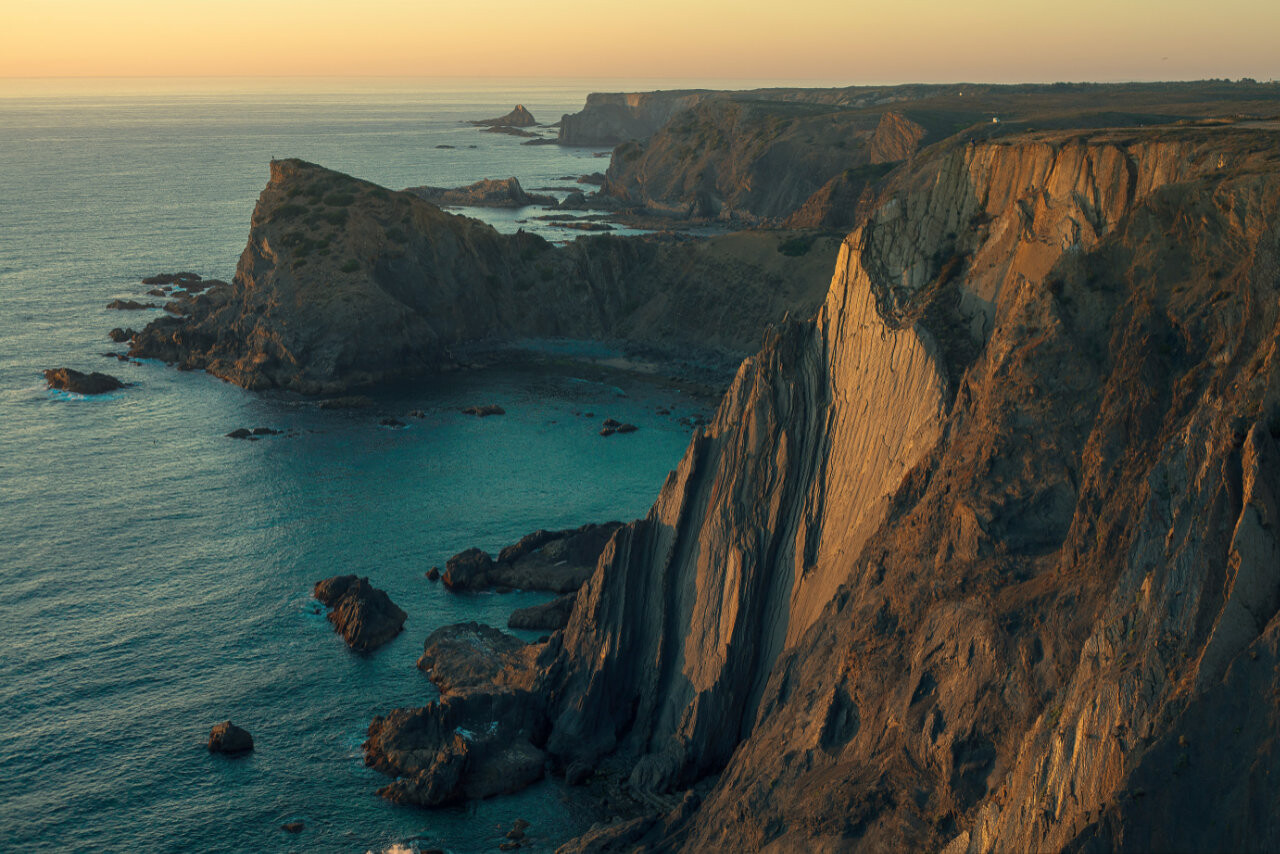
[508,593,576,631]
[472,105,537,128]
[146,288,167,297]
[408,409,426,418]
[44,368,126,395]
[461,404,505,417]
[281,821,304,833]
[561,222,613,232]
[313,575,407,652]
[379,417,406,428]
[426,566,441,581]
[435,144,455,149]
[107,327,136,343]
[521,137,559,146]
[315,395,374,409]
[512,818,530,832]
[407,178,553,209]
[443,523,622,594]
[577,173,606,185]
[615,423,637,433]
[556,191,588,210]
[141,272,200,285]
[106,299,158,310]
[601,418,620,428]
[207,721,254,754]
[599,427,615,437]
[251,427,280,435]
[225,428,253,439]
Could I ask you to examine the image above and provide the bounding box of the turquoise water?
[0,80,709,853]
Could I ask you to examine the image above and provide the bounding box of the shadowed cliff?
[130,159,839,394]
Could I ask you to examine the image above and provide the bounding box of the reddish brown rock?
[313,575,406,652]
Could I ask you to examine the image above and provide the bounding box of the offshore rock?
[207,721,253,754]
[313,575,407,652]
[406,177,553,209]
[472,105,537,128]
[44,368,126,395]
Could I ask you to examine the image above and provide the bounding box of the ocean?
[0,78,723,853]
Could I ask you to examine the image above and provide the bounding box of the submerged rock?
[462,404,505,417]
[313,575,407,652]
[44,368,126,395]
[208,721,253,754]
[106,299,158,310]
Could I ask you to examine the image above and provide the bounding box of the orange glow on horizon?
[3,0,1278,83]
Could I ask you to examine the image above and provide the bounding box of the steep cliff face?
[131,160,839,393]
[601,103,926,223]
[557,91,712,146]
[539,124,1280,850]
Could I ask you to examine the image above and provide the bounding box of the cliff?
[364,120,1280,850]
[584,123,1280,851]
[130,160,840,393]
[601,102,926,223]
[565,80,1280,228]
[557,91,712,146]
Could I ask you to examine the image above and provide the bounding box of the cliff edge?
[366,121,1280,852]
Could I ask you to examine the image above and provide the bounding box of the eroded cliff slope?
[130,160,839,393]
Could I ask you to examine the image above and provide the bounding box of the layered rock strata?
[366,123,1280,852]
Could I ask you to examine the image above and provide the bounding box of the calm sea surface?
[0,78,728,853]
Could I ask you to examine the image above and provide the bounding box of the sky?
[3,0,1278,83]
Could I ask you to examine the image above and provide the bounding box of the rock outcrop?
[207,721,254,754]
[405,177,553,208]
[365,624,549,807]
[313,575,407,651]
[44,368,126,395]
[472,105,537,128]
[442,523,622,594]
[367,120,1280,851]
[508,593,576,631]
[129,160,837,394]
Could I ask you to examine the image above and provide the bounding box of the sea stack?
[313,575,407,652]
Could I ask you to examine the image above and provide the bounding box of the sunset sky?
[4,0,1278,82]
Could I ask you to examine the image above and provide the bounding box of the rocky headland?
[128,159,838,394]
[361,115,1280,852]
